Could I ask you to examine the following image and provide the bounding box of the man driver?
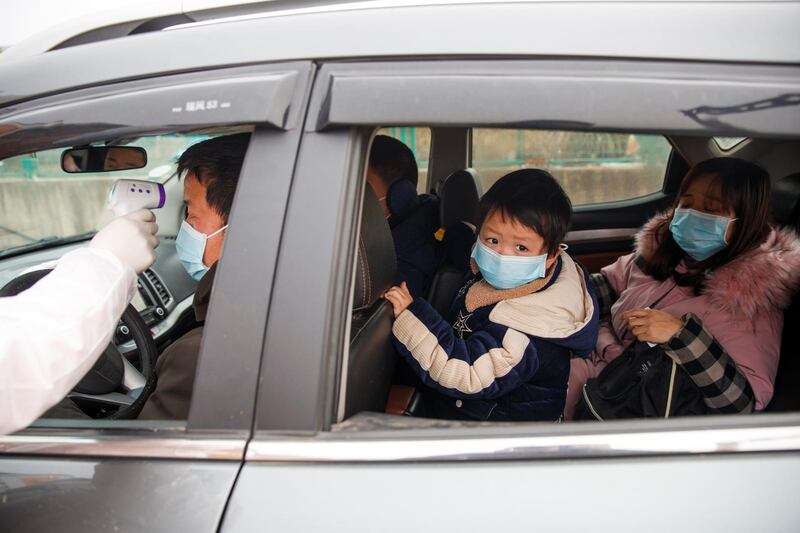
[138,133,249,420]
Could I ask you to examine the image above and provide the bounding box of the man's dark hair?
[476,169,572,256]
[368,134,418,188]
[177,132,251,222]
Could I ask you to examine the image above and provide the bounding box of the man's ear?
[365,168,385,197]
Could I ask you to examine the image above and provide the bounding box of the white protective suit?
[0,248,136,434]
[0,209,158,435]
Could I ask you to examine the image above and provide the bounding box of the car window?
[376,127,431,193]
[0,134,207,257]
[471,129,672,205]
[342,126,677,425]
[0,131,252,430]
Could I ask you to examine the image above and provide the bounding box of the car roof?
[0,0,281,61]
[0,0,798,108]
[6,0,800,59]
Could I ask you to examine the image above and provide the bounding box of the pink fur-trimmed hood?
[634,213,800,320]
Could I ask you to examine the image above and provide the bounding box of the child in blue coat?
[385,169,599,421]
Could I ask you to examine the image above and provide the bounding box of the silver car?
[0,1,799,531]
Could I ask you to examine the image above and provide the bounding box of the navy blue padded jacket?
[392,253,599,421]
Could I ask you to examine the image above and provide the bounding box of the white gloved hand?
[90,209,159,273]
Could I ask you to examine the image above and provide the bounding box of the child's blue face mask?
[471,240,548,289]
[176,220,227,281]
[669,207,735,261]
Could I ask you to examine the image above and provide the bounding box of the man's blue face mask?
[471,240,548,289]
[176,220,227,281]
[669,207,736,261]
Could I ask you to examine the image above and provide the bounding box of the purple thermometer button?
[156,183,166,208]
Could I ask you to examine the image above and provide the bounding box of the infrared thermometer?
[107,179,166,216]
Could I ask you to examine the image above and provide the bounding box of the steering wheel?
[0,268,158,419]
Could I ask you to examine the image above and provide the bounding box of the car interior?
[0,125,798,429]
[0,128,253,422]
[339,127,800,426]
[1,3,798,530]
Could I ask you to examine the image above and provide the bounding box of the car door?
[0,43,313,531]
[222,58,800,532]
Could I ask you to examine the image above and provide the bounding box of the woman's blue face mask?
[176,220,227,281]
[669,207,736,261]
[471,240,548,289]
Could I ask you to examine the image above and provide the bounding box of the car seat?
[345,187,399,419]
[427,168,482,315]
[764,171,800,412]
[437,168,482,230]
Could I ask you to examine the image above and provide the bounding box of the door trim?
[246,418,800,463]
[0,433,246,460]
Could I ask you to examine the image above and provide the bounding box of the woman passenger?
[565,157,800,418]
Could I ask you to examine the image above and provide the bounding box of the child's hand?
[384,282,413,318]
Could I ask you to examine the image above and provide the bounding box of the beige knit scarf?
[464,252,561,312]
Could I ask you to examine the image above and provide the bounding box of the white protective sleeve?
[0,247,136,434]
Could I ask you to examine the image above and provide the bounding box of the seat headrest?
[773,172,800,227]
[354,187,397,311]
[438,168,482,229]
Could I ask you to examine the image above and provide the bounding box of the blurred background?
[2,0,142,52]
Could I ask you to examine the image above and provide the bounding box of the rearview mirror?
[61,146,147,173]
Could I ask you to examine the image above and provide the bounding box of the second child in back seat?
[366,135,440,298]
[384,169,599,421]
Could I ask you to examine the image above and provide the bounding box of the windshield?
[0,134,207,256]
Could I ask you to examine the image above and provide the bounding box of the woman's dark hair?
[643,157,772,289]
[476,169,572,256]
[177,132,251,223]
